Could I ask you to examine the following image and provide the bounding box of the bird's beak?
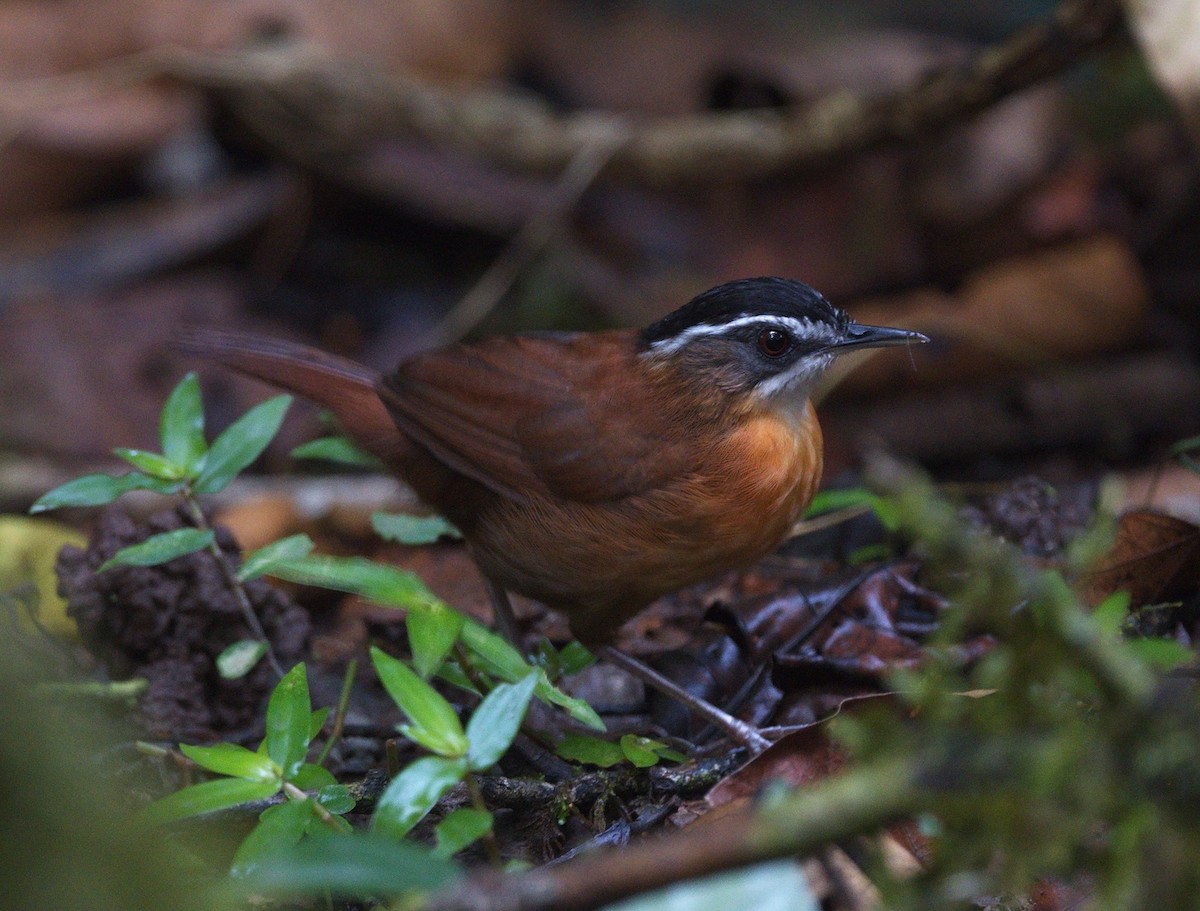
[828,322,929,352]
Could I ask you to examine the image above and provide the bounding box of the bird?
[178,277,927,749]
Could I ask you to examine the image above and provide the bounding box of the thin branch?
[423,757,918,911]
[155,0,1122,184]
[0,0,1124,186]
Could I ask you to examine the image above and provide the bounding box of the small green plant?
[29,373,680,887]
[263,552,604,730]
[30,373,294,677]
[138,663,352,875]
[370,648,538,860]
[556,733,686,768]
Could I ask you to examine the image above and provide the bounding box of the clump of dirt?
[56,504,310,741]
[961,476,1095,557]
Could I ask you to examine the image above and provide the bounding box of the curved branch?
[160,0,1123,184]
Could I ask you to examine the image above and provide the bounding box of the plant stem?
[183,494,285,678]
[283,782,350,833]
[464,771,503,869]
[453,642,492,695]
[315,658,358,767]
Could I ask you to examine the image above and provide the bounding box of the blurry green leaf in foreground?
[1,644,217,911]
[433,808,493,859]
[600,860,817,911]
[233,830,460,898]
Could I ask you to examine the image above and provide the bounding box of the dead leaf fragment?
[1079,508,1200,607]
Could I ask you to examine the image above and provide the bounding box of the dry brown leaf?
[1079,508,1200,607]
[705,727,846,809]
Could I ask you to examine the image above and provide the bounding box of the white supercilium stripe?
[647,314,835,355]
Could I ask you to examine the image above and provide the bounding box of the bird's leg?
[483,577,525,647]
[599,646,772,754]
[483,582,771,753]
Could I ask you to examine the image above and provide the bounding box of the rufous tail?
[174,328,409,466]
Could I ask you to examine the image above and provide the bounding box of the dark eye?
[757,327,791,357]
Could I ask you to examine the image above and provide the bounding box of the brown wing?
[378,331,691,504]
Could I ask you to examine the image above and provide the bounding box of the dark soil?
[56,504,310,741]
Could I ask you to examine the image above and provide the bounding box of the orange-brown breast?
[467,397,824,645]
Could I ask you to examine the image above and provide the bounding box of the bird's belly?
[470,406,823,642]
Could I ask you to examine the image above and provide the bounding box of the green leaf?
[556,641,596,676]
[848,543,891,565]
[318,784,356,815]
[112,448,187,481]
[618,735,685,766]
[460,621,605,731]
[267,554,439,608]
[160,372,208,472]
[555,733,626,768]
[408,603,465,678]
[97,528,214,573]
[371,755,468,840]
[1093,590,1132,638]
[137,776,280,827]
[217,639,268,679]
[433,808,493,859]
[232,797,316,878]
[804,487,876,516]
[372,512,462,545]
[291,763,337,790]
[458,621,531,679]
[238,534,315,582]
[265,664,313,778]
[1128,637,1194,671]
[29,471,179,513]
[466,672,538,771]
[235,830,461,898]
[803,487,899,531]
[371,647,467,757]
[436,661,482,696]
[291,435,384,468]
[193,394,292,494]
[620,734,661,768]
[180,742,279,781]
[309,707,330,741]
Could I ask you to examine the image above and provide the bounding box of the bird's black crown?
[638,277,845,349]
